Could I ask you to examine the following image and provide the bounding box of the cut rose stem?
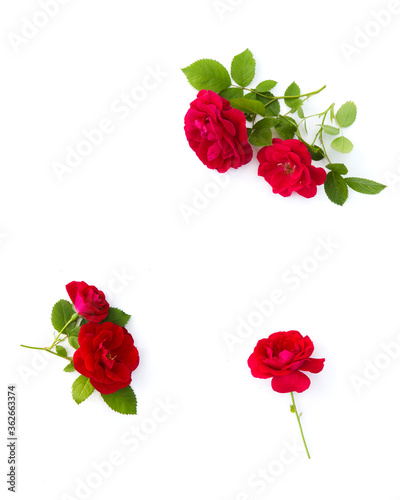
[290,392,311,459]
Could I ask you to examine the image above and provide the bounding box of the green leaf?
[297,107,305,119]
[257,92,280,117]
[331,136,353,154]
[274,116,297,140]
[324,171,348,206]
[321,125,340,135]
[51,300,77,334]
[64,361,75,373]
[231,49,256,87]
[289,101,303,113]
[284,81,301,109]
[345,177,386,195]
[181,59,231,92]
[248,118,274,147]
[68,326,80,337]
[256,80,277,92]
[326,163,348,175]
[102,307,131,328]
[335,101,357,128]
[229,97,265,116]
[56,345,68,358]
[219,87,243,100]
[101,386,137,415]
[68,336,79,350]
[305,143,325,161]
[72,375,94,404]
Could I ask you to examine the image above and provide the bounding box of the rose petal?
[300,357,325,373]
[271,371,311,393]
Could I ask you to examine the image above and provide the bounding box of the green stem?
[20,345,72,361]
[21,312,79,359]
[233,85,326,104]
[49,313,79,349]
[290,392,311,459]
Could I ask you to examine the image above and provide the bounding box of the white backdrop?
[1,1,400,499]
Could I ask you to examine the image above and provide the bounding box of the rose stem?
[49,312,79,349]
[290,392,311,459]
[20,345,72,361]
[20,312,79,355]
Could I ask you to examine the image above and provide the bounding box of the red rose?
[257,138,326,198]
[248,331,324,393]
[73,322,140,394]
[184,89,253,173]
[66,281,109,323]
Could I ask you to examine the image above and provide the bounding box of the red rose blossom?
[257,138,326,198]
[248,330,325,393]
[184,89,253,173]
[73,321,139,394]
[66,281,109,323]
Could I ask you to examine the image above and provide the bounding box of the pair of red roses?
[184,90,327,198]
[66,281,139,395]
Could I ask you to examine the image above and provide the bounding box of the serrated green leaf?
[101,386,137,415]
[182,59,231,92]
[51,300,77,334]
[304,143,325,161]
[274,116,297,140]
[219,87,243,100]
[297,107,305,119]
[68,336,79,349]
[248,118,274,147]
[258,92,280,117]
[335,101,357,128]
[331,136,353,154]
[72,375,94,404]
[321,125,340,135]
[102,307,131,328]
[284,82,301,109]
[231,49,255,87]
[324,171,348,206]
[56,345,68,358]
[325,163,348,175]
[256,80,277,92]
[64,361,75,373]
[229,97,265,116]
[345,177,386,195]
[69,326,80,337]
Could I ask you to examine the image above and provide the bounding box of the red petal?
[300,358,325,373]
[271,371,311,393]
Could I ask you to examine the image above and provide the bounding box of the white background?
[1,0,400,499]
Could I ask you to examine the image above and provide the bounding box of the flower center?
[98,340,117,369]
[279,161,294,175]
